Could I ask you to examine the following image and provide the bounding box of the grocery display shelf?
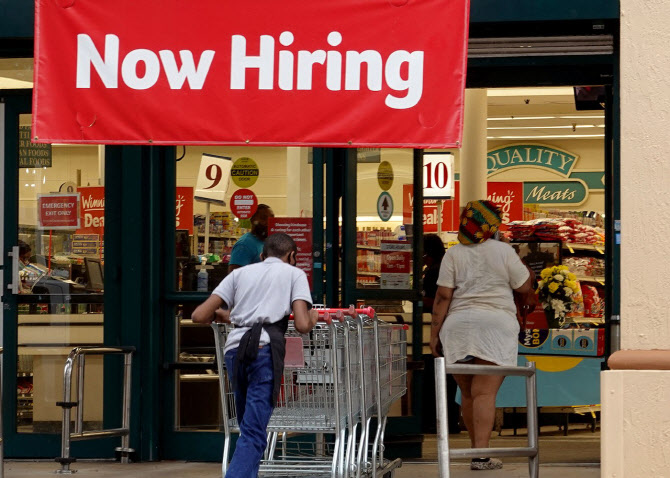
[563,243,605,254]
[356,271,381,277]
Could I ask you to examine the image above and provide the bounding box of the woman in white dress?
[430,200,532,471]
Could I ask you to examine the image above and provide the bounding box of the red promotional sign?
[403,181,523,232]
[486,181,524,226]
[77,186,105,235]
[230,189,258,219]
[33,0,469,148]
[268,218,313,288]
[176,186,194,235]
[38,194,80,230]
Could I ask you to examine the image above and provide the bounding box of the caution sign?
[377,161,394,191]
[231,157,259,187]
[377,192,393,222]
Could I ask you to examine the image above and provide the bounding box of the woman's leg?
[469,358,505,449]
[452,371,475,447]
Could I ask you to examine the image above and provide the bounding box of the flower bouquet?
[537,265,582,328]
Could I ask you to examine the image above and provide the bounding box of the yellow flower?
[541,269,552,279]
[548,282,559,293]
[567,272,576,281]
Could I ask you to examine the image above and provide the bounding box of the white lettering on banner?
[75,32,423,109]
[76,34,215,90]
[487,189,516,223]
[230,31,424,109]
[81,194,105,210]
[84,214,105,228]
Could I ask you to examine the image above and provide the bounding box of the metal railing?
[56,346,135,474]
[434,358,539,478]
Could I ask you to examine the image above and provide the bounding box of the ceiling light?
[488,116,557,121]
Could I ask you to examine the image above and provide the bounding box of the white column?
[459,89,488,208]
[285,147,312,217]
[601,1,670,476]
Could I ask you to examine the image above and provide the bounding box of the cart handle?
[289,305,376,325]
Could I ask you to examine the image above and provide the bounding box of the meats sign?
[33,0,469,148]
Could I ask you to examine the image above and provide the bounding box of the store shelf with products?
[193,212,248,256]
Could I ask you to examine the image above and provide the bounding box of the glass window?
[16,114,105,433]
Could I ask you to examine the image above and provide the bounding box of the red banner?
[176,187,194,235]
[268,218,313,289]
[38,194,80,230]
[33,0,469,148]
[77,186,105,236]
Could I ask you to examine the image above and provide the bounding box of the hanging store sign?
[32,0,469,147]
[268,217,313,289]
[230,188,258,219]
[37,193,80,230]
[377,192,393,222]
[176,186,194,235]
[231,157,259,188]
[377,161,394,191]
[487,145,579,178]
[486,182,524,225]
[19,126,52,168]
[380,241,411,289]
[195,154,232,205]
[523,180,588,206]
[423,153,454,199]
[77,186,105,236]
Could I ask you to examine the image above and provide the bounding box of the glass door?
[2,96,115,458]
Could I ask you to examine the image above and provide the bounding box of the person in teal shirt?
[228,204,274,272]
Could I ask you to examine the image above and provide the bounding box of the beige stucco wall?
[619,1,670,350]
[601,2,670,476]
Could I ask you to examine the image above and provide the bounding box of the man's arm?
[192,295,230,324]
[430,286,454,357]
[292,299,318,334]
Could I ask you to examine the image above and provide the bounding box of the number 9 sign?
[423,153,454,199]
[195,153,232,205]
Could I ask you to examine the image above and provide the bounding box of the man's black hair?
[263,232,297,258]
[18,240,31,256]
[423,233,445,262]
[251,204,272,222]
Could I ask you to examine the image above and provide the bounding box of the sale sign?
[32,0,469,147]
[38,193,80,230]
[268,218,313,288]
[77,186,105,236]
[176,187,194,235]
[230,188,258,219]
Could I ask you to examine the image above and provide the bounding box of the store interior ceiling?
[0,58,604,141]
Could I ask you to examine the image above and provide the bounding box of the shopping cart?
[212,306,406,478]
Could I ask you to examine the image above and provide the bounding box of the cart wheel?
[383,472,393,478]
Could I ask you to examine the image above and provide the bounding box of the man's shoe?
[470,458,503,470]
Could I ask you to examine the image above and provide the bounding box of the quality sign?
[523,180,588,206]
[33,0,470,148]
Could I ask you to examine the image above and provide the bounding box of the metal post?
[57,354,76,474]
[526,362,539,478]
[75,355,85,434]
[118,352,133,463]
[434,358,451,478]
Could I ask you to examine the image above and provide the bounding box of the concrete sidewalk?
[3,460,600,477]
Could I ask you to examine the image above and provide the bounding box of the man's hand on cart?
[213,308,231,324]
[292,300,317,334]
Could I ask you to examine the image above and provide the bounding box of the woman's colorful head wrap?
[457,200,502,245]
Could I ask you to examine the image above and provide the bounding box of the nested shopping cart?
[211,306,406,478]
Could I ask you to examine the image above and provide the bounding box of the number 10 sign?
[423,153,454,199]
